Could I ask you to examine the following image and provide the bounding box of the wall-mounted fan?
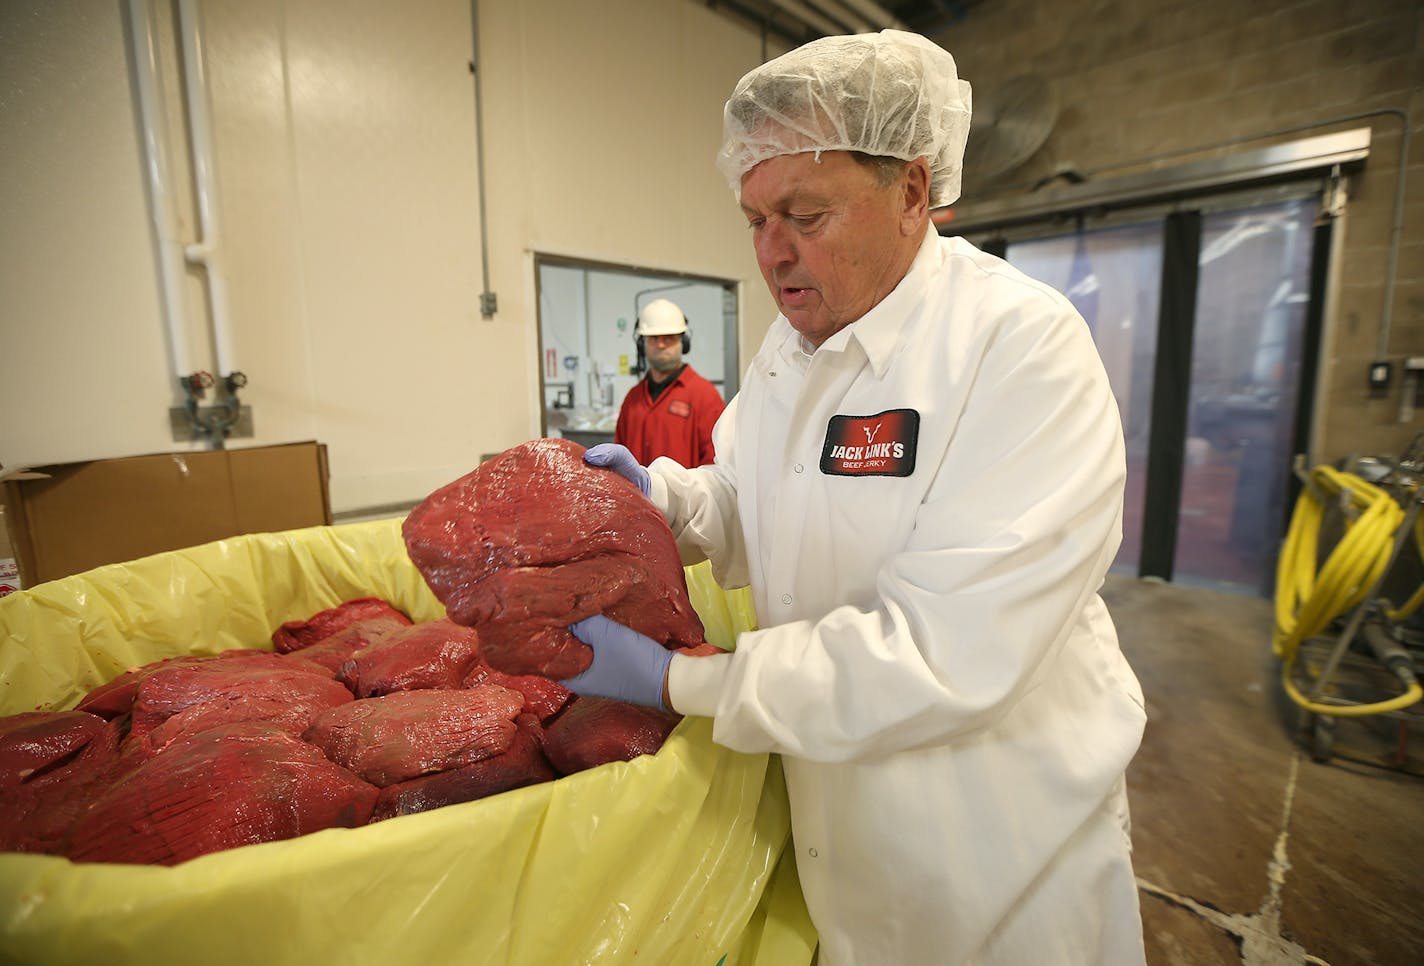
[963,74,1058,185]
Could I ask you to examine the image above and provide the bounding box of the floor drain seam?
[1134,755,1331,966]
[1260,754,1302,931]
[1138,881,1323,964]
[1138,877,1234,930]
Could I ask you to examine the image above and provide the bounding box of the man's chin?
[780,310,825,336]
[784,312,831,345]
[778,303,806,325]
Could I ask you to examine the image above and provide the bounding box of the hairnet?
[715,29,973,208]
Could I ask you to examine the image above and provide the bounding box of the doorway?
[534,256,738,448]
[1000,195,1322,596]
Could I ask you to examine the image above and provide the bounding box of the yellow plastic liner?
[0,518,816,966]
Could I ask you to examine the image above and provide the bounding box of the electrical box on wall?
[1369,360,1393,395]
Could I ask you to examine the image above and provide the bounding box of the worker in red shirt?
[615,298,725,468]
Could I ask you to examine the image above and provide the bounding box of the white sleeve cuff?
[647,467,671,519]
[667,650,733,717]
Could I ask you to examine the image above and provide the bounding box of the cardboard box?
[2,442,330,588]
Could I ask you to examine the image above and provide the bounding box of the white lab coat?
[651,228,1148,965]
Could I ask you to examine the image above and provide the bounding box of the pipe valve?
[182,371,216,399]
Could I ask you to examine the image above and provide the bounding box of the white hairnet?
[715,29,973,208]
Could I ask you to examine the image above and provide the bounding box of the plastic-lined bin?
[0,518,816,965]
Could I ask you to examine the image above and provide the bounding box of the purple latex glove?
[583,443,651,499]
[563,614,673,711]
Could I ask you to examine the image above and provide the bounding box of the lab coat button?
[794,463,804,473]
[781,594,792,605]
[808,847,818,858]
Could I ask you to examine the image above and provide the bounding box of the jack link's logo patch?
[820,409,920,477]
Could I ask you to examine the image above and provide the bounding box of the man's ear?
[900,157,931,234]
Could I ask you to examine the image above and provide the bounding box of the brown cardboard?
[228,443,331,534]
[2,442,331,588]
[0,504,19,598]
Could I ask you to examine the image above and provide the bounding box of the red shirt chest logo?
[667,399,691,418]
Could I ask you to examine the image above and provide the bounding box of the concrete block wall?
[936,0,1423,463]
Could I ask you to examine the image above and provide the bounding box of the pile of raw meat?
[0,439,712,866]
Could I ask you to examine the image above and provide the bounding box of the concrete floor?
[1105,574,1424,966]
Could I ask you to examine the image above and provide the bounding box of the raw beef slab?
[402,438,705,678]
[541,696,682,776]
[0,717,131,855]
[64,722,377,866]
[338,619,484,697]
[128,658,353,749]
[304,686,524,787]
[294,617,411,673]
[371,719,555,821]
[464,663,572,723]
[75,649,331,720]
[139,673,355,754]
[272,597,412,653]
[0,710,107,788]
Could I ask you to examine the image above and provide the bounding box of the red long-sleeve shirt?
[615,364,725,468]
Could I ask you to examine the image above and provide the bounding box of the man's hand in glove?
[563,614,673,711]
[583,443,651,498]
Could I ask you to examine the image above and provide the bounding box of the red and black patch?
[820,409,919,477]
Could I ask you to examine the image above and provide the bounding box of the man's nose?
[754,220,795,269]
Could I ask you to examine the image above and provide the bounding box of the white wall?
[1,1,176,468]
[0,0,780,512]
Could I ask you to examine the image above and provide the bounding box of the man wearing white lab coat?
[565,29,1148,965]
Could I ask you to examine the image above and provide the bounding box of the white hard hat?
[636,299,688,337]
[716,29,973,208]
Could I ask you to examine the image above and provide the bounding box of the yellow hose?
[1282,666,1422,717]
[1273,465,1423,717]
[1384,508,1424,621]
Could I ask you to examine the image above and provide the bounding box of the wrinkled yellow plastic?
[0,518,817,966]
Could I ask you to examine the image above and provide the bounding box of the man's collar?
[647,363,686,387]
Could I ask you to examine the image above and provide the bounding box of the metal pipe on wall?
[469,0,497,318]
[1373,110,1409,363]
[176,0,239,380]
[127,0,194,391]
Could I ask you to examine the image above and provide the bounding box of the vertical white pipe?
[127,0,193,386]
[177,0,238,379]
[469,0,496,317]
